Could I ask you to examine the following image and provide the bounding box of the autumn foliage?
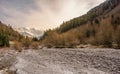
[42,14,120,48]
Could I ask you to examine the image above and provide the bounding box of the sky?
[0,0,105,30]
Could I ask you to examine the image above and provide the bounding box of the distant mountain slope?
[57,0,120,33]
[15,27,44,39]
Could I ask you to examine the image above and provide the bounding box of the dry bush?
[63,31,79,47]
[22,41,31,48]
[94,20,114,47]
[30,42,40,49]
[21,38,31,48]
[113,26,120,48]
[12,42,23,52]
[43,31,60,47]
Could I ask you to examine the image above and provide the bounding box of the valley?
[0,0,120,74]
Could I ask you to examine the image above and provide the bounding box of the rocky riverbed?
[0,48,120,74]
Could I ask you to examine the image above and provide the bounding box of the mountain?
[57,0,120,33]
[15,27,44,39]
[43,0,120,48]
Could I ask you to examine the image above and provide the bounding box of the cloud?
[0,0,38,12]
[0,0,105,30]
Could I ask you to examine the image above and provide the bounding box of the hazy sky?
[0,0,105,30]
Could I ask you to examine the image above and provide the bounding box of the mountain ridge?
[15,27,44,39]
[57,0,120,33]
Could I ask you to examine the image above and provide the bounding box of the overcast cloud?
[0,0,105,30]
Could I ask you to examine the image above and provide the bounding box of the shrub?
[21,37,31,48]
[32,37,39,41]
[113,27,120,48]
[30,42,40,49]
[0,34,9,47]
[12,42,23,52]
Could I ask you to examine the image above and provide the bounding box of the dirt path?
[0,48,120,74]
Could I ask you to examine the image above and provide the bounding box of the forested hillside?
[42,0,120,48]
[57,0,120,33]
[0,21,24,47]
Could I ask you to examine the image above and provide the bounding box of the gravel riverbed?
[0,48,120,74]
